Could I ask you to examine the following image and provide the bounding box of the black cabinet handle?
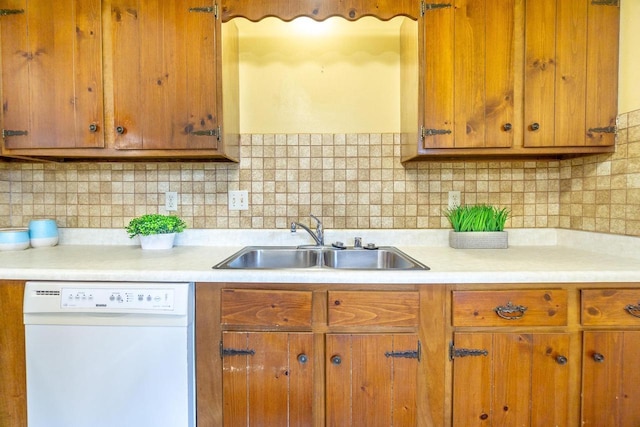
[593,352,605,363]
[330,355,341,365]
[530,122,540,131]
[556,355,568,365]
[116,126,125,134]
[89,123,98,133]
[297,354,308,364]
[503,123,512,131]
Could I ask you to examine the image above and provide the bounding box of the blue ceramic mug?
[28,219,59,247]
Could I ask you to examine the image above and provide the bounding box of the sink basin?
[219,247,320,269]
[322,248,425,270]
[214,246,428,270]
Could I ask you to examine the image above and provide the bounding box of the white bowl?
[0,228,30,251]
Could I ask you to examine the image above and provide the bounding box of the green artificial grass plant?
[125,214,187,238]
[445,204,509,232]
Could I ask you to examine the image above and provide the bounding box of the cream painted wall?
[619,0,640,113]
[233,17,408,134]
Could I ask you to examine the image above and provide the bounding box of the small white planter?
[139,233,177,250]
[449,230,508,249]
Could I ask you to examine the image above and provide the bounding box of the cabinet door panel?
[583,331,640,427]
[112,0,218,151]
[452,333,492,425]
[523,0,557,147]
[423,0,514,150]
[453,332,570,426]
[585,0,619,147]
[222,332,313,427]
[326,334,418,427]
[422,0,454,148]
[1,0,103,150]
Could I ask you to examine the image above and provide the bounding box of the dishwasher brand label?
[60,288,175,310]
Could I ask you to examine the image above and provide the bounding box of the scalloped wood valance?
[221,0,419,22]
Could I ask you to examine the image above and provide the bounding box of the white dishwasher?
[23,281,195,427]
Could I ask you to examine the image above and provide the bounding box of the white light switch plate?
[165,192,178,211]
[228,190,249,210]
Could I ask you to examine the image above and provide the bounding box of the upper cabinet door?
[422,0,515,149]
[0,0,104,150]
[524,0,619,148]
[111,0,220,151]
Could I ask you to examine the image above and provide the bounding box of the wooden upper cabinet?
[220,0,419,22]
[422,0,515,150]
[111,0,222,152]
[0,0,104,151]
[524,0,619,148]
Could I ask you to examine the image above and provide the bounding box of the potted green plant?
[444,204,509,249]
[125,214,187,250]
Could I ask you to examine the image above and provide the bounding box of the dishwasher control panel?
[61,288,175,310]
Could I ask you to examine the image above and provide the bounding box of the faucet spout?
[290,214,324,246]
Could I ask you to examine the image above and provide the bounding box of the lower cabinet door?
[325,334,419,427]
[221,332,313,427]
[582,331,640,426]
[452,333,570,426]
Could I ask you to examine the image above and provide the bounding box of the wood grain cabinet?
[581,289,640,426]
[0,0,104,153]
[450,289,572,426]
[0,0,239,160]
[197,284,426,427]
[0,280,27,427]
[404,0,620,160]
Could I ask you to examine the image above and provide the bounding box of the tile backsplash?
[1,110,639,237]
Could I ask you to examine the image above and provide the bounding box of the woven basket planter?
[449,231,508,249]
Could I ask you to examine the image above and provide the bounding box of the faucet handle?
[354,237,362,248]
[309,214,322,228]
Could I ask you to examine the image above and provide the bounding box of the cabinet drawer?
[452,290,567,327]
[328,291,419,327]
[582,289,640,326]
[221,289,312,327]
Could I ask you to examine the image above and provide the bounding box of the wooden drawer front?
[221,289,312,327]
[328,291,419,327]
[582,289,640,326]
[452,290,568,327]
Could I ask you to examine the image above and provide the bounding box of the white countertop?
[1,228,639,284]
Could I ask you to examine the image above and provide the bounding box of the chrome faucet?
[291,214,324,246]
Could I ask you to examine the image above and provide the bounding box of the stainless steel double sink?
[214,246,429,270]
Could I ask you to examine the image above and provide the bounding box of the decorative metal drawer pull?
[624,303,640,318]
[495,301,528,320]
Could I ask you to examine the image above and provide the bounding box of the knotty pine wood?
[0,281,27,427]
[327,290,419,327]
[221,288,313,328]
[452,289,568,327]
[0,0,104,150]
[220,0,418,22]
[582,289,640,326]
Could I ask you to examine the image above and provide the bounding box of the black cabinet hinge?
[189,4,218,18]
[449,342,489,361]
[421,2,452,16]
[190,126,221,140]
[220,341,255,358]
[588,126,616,134]
[2,129,28,138]
[591,0,619,6]
[421,126,452,139]
[385,341,421,362]
[0,9,24,16]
